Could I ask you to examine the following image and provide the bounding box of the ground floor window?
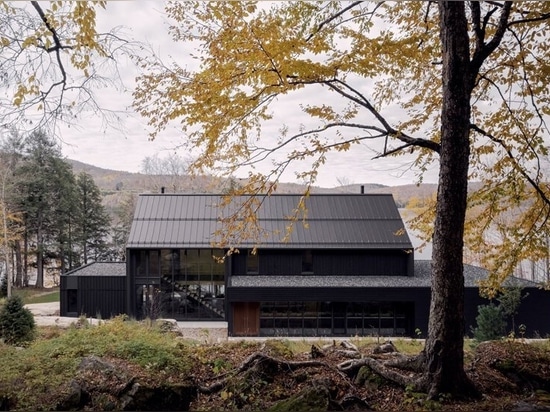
[135,281,225,321]
[67,289,78,313]
[132,248,225,321]
[258,301,412,337]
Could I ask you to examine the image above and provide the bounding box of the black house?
[61,193,550,338]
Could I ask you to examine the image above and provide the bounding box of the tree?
[0,295,36,346]
[472,303,506,342]
[12,130,77,287]
[140,153,192,193]
[74,172,111,266]
[133,1,550,399]
[0,1,134,135]
[111,192,137,262]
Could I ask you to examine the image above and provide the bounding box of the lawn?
[12,288,60,304]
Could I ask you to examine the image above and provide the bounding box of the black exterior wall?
[230,249,414,277]
[60,275,126,318]
[226,286,550,338]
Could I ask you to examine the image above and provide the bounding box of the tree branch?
[305,1,364,42]
[469,2,512,86]
[470,123,550,207]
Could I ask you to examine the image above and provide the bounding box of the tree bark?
[15,241,22,288]
[423,2,479,399]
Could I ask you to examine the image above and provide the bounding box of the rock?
[121,382,195,411]
[56,379,85,410]
[71,356,196,411]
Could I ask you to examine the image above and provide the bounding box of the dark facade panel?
[60,275,126,318]
[229,249,411,277]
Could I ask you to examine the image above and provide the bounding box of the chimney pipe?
[360,185,364,194]
[161,187,165,194]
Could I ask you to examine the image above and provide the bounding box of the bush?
[0,295,36,346]
[0,276,7,298]
[473,303,506,342]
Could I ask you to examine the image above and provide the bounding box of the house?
[61,193,550,338]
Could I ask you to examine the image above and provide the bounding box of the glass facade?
[132,248,225,320]
[259,301,411,337]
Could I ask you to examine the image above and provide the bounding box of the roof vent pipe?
[161,187,165,194]
[360,185,364,194]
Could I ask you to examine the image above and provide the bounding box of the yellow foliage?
[2,0,107,111]
[134,1,550,288]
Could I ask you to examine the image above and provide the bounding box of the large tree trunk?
[423,2,478,399]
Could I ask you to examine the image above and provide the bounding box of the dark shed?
[60,262,126,318]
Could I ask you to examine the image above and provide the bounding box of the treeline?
[0,130,127,289]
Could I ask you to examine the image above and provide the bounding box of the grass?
[0,317,196,410]
[11,287,60,304]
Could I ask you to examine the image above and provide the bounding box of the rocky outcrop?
[56,356,195,411]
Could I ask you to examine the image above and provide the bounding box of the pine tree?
[74,172,111,265]
[0,295,35,345]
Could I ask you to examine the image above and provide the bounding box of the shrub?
[0,276,7,298]
[472,303,506,342]
[0,295,36,346]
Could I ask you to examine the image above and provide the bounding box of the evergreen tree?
[110,192,137,261]
[12,131,77,286]
[74,172,111,265]
[472,303,506,342]
[0,295,35,345]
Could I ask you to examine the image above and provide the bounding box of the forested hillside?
[67,159,440,209]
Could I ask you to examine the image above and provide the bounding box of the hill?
[67,159,438,209]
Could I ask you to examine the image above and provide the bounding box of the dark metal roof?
[229,260,538,289]
[127,193,413,249]
[63,262,126,277]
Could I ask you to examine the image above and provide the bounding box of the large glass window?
[259,301,412,337]
[132,248,225,321]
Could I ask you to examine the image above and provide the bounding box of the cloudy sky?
[58,1,440,188]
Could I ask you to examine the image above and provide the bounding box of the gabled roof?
[127,193,413,250]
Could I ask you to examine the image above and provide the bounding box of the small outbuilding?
[60,262,126,318]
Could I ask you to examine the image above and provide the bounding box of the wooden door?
[232,302,260,336]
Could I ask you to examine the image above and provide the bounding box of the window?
[67,289,78,313]
[246,249,259,274]
[302,250,313,274]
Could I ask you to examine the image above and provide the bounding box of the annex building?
[60,193,550,338]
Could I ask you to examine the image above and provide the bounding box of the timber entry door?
[232,302,260,336]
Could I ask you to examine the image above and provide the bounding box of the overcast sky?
[58,1,440,188]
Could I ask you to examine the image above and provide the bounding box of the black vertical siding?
[231,249,411,276]
[226,286,550,338]
[60,276,126,318]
